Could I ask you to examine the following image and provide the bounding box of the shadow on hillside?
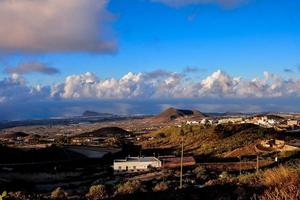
[111,185,263,200]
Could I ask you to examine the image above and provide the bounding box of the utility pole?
[256,154,259,173]
[238,156,242,175]
[179,136,184,189]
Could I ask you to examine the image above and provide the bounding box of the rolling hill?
[0,131,29,139]
[140,123,280,156]
[76,127,131,137]
[152,107,207,122]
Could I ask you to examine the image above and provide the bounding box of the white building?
[186,121,199,125]
[113,156,161,173]
[218,117,244,124]
[287,120,299,127]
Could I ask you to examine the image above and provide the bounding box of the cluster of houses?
[185,116,300,129]
[0,132,59,147]
[259,139,300,152]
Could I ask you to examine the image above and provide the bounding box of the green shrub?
[219,171,230,180]
[153,182,169,192]
[50,187,67,200]
[86,184,109,200]
[238,173,262,185]
[115,180,141,195]
[193,165,209,180]
[157,132,166,138]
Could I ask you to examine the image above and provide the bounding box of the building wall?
[287,120,298,126]
[113,160,161,172]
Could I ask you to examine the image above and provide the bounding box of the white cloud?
[151,0,248,8]
[1,70,300,104]
[0,0,116,53]
[0,73,50,103]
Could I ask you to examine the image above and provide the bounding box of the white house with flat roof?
[113,156,161,173]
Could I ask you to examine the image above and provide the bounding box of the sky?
[0,0,300,120]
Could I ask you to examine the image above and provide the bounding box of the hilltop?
[152,107,206,122]
[0,131,29,139]
[76,127,131,137]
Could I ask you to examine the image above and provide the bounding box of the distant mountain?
[153,107,207,122]
[76,127,131,137]
[252,114,284,120]
[82,110,101,117]
[82,110,113,117]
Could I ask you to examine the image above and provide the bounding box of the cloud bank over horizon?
[2,69,300,102]
[1,69,300,120]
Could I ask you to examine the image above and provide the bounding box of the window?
[133,166,136,170]
[126,166,128,171]
[118,166,122,170]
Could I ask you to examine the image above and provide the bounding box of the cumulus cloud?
[1,70,300,105]
[1,69,300,119]
[49,70,300,100]
[0,73,50,103]
[5,61,59,75]
[151,0,248,8]
[0,0,116,53]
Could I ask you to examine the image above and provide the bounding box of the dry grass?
[262,165,298,186]
[140,124,277,156]
[258,164,300,200]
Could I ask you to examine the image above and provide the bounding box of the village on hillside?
[0,108,300,199]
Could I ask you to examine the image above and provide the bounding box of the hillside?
[0,131,29,139]
[76,127,130,137]
[140,123,280,156]
[153,107,206,122]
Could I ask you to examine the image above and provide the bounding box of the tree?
[219,171,230,181]
[115,180,141,195]
[86,184,109,200]
[193,165,209,181]
[153,182,169,192]
[51,187,67,200]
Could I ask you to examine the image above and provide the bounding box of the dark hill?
[154,107,206,122]
[77,127,130,137]
[252,114,284,120]
[0,131,29,139]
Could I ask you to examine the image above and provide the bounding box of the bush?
[157,132,166,138]
[115,180,141,195]
[238,173,262,185]
[153,182,169,192]
[7,191,28,200]
[50,187,67,200]
[193,165,209,180]
[219,171,230,180]
[86,184,109,200]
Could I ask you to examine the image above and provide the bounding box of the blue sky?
[0,0,300,120]
[2,0,300,83]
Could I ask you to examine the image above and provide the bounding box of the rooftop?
[114,156,159,163]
